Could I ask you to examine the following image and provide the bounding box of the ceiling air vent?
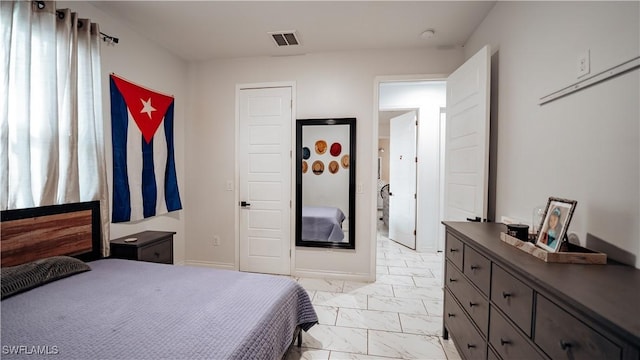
[269,31,300,47]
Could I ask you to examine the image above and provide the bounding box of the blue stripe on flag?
[163,102,182,211]
[141,136,157,218]
[110,78,132,223]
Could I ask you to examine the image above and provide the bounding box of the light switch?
[357,183,363,194]
[226,180,233,191]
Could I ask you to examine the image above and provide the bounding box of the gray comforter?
[301,206,345,242]
[1,259,317,359]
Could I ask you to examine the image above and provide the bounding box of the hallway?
[288,222,461,359]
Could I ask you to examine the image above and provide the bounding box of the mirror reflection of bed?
[301,206,346,242]
[296,118,355,249]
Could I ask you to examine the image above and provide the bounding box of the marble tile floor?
[287,223,461,360]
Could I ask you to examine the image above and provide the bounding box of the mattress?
[0,259,317,360]
[301,206,346,242]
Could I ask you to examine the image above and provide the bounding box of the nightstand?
[110,231,175,264]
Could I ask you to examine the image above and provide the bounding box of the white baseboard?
[293,268,373,282]
[183,260,237,271]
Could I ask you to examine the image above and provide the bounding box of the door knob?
[240,201,251,208]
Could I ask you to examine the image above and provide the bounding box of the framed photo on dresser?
[536,197,577,252]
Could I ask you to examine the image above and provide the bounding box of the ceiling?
[92,1,496,61]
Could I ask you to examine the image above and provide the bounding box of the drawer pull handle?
[449,278,457,283]
[469,302,477,307]
[467,344,476,349]
[500,339,511,346]
[502,291,512,298]
[449,248,459,253]
[447,313,455,318]
[560,340,572,351]
[470,265,479,270]
[154,252,160,258]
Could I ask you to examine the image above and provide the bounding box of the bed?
[301,206,345,242]
[0,201,317,360]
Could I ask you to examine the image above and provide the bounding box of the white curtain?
[1,1,110,256]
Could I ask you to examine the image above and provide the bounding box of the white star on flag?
[140,98,156,119]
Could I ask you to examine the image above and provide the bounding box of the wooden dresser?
[442,221,640,360]
[110,231,175,264]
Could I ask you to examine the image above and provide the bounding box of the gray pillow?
[1,256,91,300]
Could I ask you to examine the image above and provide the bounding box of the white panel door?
[389,111,417,249]
[239,87,292,275]
[444,45,491,222]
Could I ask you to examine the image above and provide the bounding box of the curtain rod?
[34,1,119,45]
[99,32,119,45]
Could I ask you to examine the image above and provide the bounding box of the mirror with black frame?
[296,118,356,249]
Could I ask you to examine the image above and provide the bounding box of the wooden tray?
[499,232,606,264]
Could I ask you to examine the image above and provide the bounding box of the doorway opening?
[375,78,447,254]
[372,46,492,282]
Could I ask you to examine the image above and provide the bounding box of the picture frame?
[536,197,577,252]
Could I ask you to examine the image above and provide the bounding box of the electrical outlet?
[501,216,517,225]
[577,49,590,78]
[213,235,221,246]
[501,216,529,226]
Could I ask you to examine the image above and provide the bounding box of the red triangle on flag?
[111,74,174,144]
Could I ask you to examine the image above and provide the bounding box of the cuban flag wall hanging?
[110,74,182,223]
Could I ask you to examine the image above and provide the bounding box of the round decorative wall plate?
[302,160,308,174]
[315,140,327,155]
[330,143,342,157]
[328,161,339,174]
[341,154,350,169]
[312,160,324,175]
[302,147,311,160]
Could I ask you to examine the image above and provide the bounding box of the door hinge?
[290,150,292,158]
[289,249,292,257]
[290,200,292,208]
[415,157,418,163]
[416,120,418,126]
[414,193,417,199]
[413,229,417,236]
[290,99,293,109]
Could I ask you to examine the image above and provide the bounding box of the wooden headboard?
[1,201,102,267]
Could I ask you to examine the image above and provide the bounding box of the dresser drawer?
[464,245,491,295]
[445,261,466,301]
[446,261,489,336]
[139,239,173,264]
[446,233,464,270]
[462,278,489,337]
[534,295,621,360]
[490,307,543,360]
[491,263,533,336]
[445,291,487,360]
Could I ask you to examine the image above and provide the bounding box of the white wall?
[185,48,463,280]
[465,2,640,267]
[62,2,189,263]
[379,81,446,252]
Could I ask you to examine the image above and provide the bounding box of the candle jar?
[532,205,545,237]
